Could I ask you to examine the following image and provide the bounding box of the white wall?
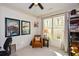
[0,6,42,50]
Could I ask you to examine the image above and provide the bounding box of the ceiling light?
[34,3,38,5]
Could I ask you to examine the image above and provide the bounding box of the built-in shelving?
[69,14,79,56]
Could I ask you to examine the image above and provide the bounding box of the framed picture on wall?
[21,21,30,35]
[5,17,20,37]
[34,21,39,27]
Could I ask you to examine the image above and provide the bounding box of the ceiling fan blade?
[38,3,44,9]
[29,3,34,9]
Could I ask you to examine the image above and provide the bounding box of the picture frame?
[21,21,30,35]
[5,17,20,37]
[34,21,39,27]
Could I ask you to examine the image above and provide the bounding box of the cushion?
[35,37,41,42]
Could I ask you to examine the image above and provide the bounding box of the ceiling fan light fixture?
[28,3,44,10]
[34,3,38,5]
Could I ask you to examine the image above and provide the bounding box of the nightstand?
[11,44,16,54]
[43,39,49,47]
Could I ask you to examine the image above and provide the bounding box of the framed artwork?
[34,21,39,27]
[21,21,30,35]
[5,18,20,37]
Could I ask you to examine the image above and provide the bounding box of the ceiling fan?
[29,3,44,10]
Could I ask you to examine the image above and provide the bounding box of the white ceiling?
[0,3,79,17]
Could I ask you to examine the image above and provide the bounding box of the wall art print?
[21,21,30,35]
[34,21,39,27]
[5,18,20,37]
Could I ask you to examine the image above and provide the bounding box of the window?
[43,14,65,40]
[43,18,52,40]
[53,15,65,40]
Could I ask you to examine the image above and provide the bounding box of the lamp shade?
[43,28,48,33]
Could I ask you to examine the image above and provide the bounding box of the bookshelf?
[69,14,79,56]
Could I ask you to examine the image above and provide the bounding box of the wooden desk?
[43,39,49,47]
